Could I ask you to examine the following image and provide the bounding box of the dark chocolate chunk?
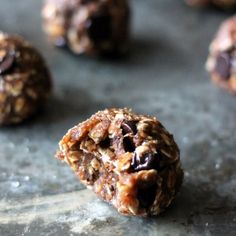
[121,120,137,135]
[0,50,15,75]
[123,136,135,152]
[215,52,231,80]
[137,184,157,209]
[131,152,158,171]
[99,137,111,149]
[86,12,112,42]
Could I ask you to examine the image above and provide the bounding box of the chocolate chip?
[86,12,112,42]
[215,52,231,80]
[131,152,158,171]
[0,50,15,75]
[99,137,111,149]
[121,121,137,135]
[123,136,135,152]
[137,184,157,209]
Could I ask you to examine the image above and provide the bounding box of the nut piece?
[42,0,130,56]
[206,16,236,95]
[0,33,52,125]
[56,108,183,216]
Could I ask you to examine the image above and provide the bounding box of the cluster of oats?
[0,33,52,125]
[56,108,183,216]
[42,0,130,55]
[206,16,236,95]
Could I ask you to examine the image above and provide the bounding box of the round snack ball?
[186,0,236,8]
[0,33,52,125]
[42,0,130,56]
[56,108,183,216]
[206,16,236,95]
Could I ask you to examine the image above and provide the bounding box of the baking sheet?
[0,0,236,235]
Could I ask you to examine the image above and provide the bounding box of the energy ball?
[206,16,236,95]
[186,0,236,8]
[42,0,130,56]
[0,33,52,125]
[56,108,183,216]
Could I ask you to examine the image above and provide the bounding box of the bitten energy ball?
[0,33,52,125]
[56,108,183,216]
[42,0,130,55]
[206,16,236,95]
[186,0,236,8]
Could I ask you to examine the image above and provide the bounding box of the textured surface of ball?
[56,108,183,216]
[42,0,130,56]
[206,16,236,95]
[0,33,52,125]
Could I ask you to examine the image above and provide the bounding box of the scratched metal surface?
[0,0,236,235]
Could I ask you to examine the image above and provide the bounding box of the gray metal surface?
[0,0,236,235]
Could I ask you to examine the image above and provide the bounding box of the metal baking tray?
[0,0,235,235]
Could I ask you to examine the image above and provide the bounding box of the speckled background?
[0,0,236,235]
